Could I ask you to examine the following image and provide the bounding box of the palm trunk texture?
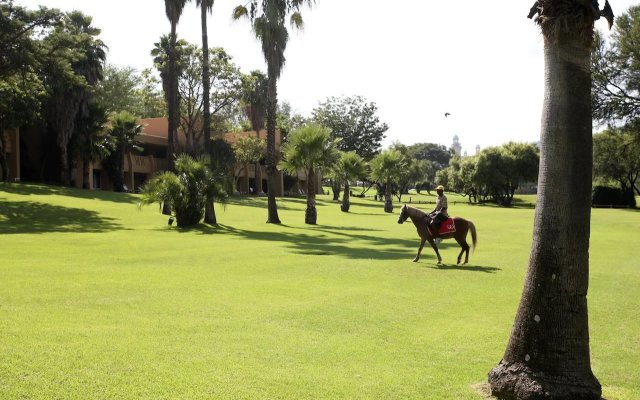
[488,7,600,399]
[265,67,280,224]
[341,182,350,212]
[162,21,178,216]
[305,166,317,224]
[201,5,216,224]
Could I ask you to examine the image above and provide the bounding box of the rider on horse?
[427,185,448,234]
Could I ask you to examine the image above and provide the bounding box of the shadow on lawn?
[0,182,138,204]
[0,200,122,234]
[205,223,417,261]
[426,263,501,273]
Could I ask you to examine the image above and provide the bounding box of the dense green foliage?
[1,184,638,399]
[438,142,539,206]
[312,95,388,160]
[593,126,640,200]
[139,154,225,226]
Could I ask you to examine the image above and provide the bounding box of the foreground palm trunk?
[489,2,602,399]
[201,3,216,224]
[305,166,317,224]
[341,181,350,212]
[265,70,281,224]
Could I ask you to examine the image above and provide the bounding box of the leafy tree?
[0,72,45,180]
[95,65,144,115]
[71,101,114,189]
[592,5,640,123]
[369,149,406,213]
[241,70,268,194]
[233,0,314,224]
[333,151,367,212]
[277,100,307,143]
[0,0,60,80]
[406,142,452,192]
[103,111,142,192]
[42,11,106,186]
[488,2,613,398]
[279,124,340,224]
[138,69,166,118]
[593,126,640,200]
[210,137,236,193]
[232,136,265,193]
[139,154,226,227]
[312,95,388,161]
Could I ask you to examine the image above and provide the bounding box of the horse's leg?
[454,235,470,265]
[429,240,442,265]
[413,237,427,262]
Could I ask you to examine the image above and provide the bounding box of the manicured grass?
[1,183,638,399]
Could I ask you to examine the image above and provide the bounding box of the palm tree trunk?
[0,125,10,181]
[265,66,281,223]
[341,181,350,212]
[163,20,178,216]
[201,6,216,223]
[305,166,317,224]
[489,12,600,399]
[384,178,393,213]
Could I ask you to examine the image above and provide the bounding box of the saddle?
[429,217,456,236]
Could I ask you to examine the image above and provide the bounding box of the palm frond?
[232,5,249,20]
[290,12,303,29]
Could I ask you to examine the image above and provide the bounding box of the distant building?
[2,119,320,196]
[475,145,481,155]
[452,135,462,156]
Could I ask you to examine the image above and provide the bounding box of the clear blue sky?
[17,0,639,154]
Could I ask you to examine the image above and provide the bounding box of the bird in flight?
[444,112,451,118]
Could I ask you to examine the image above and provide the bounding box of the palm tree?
[232,136,265,193]
[195,0,217,223]
[162,0,188,212]
[488,2,614,399]
[370,150,406,213]
[334,151,367,212]
[241,70,268,195]
[108,111,142,192]
[279,124,340,224]
[139,154,226,227]
[73,102,115,189]
[233,0,314,224]
[46,11,106,186]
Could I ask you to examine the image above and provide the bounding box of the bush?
[592,185,636,207]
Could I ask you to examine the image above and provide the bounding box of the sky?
[16,0,639,155]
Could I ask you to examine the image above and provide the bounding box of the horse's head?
[397,204,409,224]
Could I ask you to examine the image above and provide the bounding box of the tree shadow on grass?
[0,182,138,204]
[0,200,123,234]
[206,223,417,261]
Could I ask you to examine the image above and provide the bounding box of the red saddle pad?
[438,218,456,235]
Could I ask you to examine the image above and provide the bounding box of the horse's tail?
[469,220,477,253]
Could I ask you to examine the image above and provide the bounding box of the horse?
[397,204,477,265]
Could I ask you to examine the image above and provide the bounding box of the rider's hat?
[436,185,445,191]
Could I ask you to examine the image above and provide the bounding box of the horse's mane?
[405,205,428,218]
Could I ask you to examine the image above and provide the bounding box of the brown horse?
[397,204,477,264]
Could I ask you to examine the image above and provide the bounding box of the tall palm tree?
[279,124,340,225]
[108,111,142,192]
[370,150,406,213]
[196,0,217,223]
[233,0,314,224]
[488,2,614,399]
[334,151,367,213]
[73,102,114,189]
[163,0,188,171]
[162,0,187,214]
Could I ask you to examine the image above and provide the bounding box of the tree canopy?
[312,95,388,161]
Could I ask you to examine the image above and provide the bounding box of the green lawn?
[1,183,638,399]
